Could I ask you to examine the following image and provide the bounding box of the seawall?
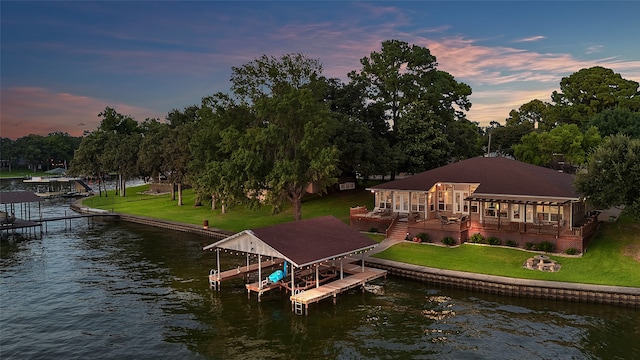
[365,257,640,308]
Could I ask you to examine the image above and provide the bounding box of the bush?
[416,232,430,243]
[565,248,579,255]
[469,233,485,244]
[538,241,555,253]
[525,242,535,250]
[487,236,501,246]
[369,227,378,233]
[443,237,455,246]
[505,240,518,247]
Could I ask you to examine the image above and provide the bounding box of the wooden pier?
[208,258,284,291]
[289,266,387,315]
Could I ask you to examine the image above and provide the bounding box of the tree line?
[1,132,82,173]
[3,40,638,219]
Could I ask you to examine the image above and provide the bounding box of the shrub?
[505,240,518,247]
[487,236,501,246]
[525,242,535,250]
[565,248,579,255]
[369,227,378,233]
[443,237,455,246]
[538,241,555,253]
[416,232,430,243]
[469,233,485,244]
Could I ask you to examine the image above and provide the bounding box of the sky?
[2,1,639,140]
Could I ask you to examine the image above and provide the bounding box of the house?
[350,157,599,253]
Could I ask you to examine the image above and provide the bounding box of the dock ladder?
[293,289,305,315]
[209,269,219,291]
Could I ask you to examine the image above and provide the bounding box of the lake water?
[1,186,639,359]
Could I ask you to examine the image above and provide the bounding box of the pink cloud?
[0,87,164,139]
[514,36,547,43]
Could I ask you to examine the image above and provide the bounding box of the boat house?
[203,216,387,315]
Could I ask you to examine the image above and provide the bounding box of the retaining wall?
[366,257,640,308]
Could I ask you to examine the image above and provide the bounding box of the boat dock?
[203,216,388,315]
[289,266,387,315]
[208,258,284,291]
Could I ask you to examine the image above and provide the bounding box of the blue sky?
[2,1,639,139]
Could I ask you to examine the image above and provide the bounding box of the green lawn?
[374,215,640,287]
[82,183,640,287]
[82,184,374,232]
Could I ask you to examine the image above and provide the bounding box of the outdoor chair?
[440,215,450,225]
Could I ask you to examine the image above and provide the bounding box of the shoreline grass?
[81,183,640,288]
[82,184,374,232]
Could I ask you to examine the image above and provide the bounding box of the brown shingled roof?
[205,216,377,267]
[370,157,580,199]
[0,191,42,204]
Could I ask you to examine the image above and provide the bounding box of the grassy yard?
[374,215,640,287]
[82,184,374,232]
[81,183,640,287]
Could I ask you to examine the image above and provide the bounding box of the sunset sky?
[2,1,639,139]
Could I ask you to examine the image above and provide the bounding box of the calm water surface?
[1,193,638,359]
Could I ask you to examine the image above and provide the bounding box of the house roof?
[369,157,580,200]
[203,215,377,268]
[0,191,42,204]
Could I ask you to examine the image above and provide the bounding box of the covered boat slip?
[203,216,387,314]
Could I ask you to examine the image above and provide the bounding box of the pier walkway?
[289,266,387,315]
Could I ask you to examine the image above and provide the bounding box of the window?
[411,192,426,212]
[536,205,562,222]
[512,204,520,220]
[485,202,499,217]
[438,185,451,211]
[378,191,392,209]
[470,201,479,213]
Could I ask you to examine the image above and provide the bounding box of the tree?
[164,106,199,205]
[590,107,640,138]
[575,135,640,219]
[319,77,391,179]
[514,124,601,168]
[229,53,339,221]
[550,66,640,128]
[137,118,170,182]
[505,99,553,131]
[96,107,141,197]
[71,107,141,197]
[349,39,472,174]
[395,103,450,173]
[69,130,109,196]
[192,94,256,213]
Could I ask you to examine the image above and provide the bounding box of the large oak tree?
[228,53,339,221]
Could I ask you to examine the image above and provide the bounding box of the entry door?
[394,192,409,213]
[453,191,469,214]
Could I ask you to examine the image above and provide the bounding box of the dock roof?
[0,191,42,204]
[203,216,377,268]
